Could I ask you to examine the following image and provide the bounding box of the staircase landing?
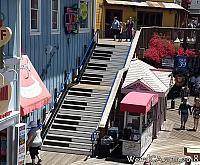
[98,38,131,46]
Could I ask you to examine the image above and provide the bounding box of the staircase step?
[92,53,112,58]
[42,145,91,155]
[64,98,106,105]
[61,104,85,110]
[83,73,103,78]
[43,139,92,150]
[94,49,113,54]
[54,119,79,126]
[46,133,91,144]
[82,76,102,82]
[63,100,87,106]
[80,80,101,85]
[70,87,93,93]
[68,91,92,97]
[55,118,99,125]
[86,66,106,70]
[88,63,107,67]
[56,114,81,120]
[59,109,102,116]
[91,56,111,61]
[54,118,98,128]
[51,123,95,132]
[48,129,92,138]
[61,103,103,110]
[65,95,108,101]
[96,43,115,48]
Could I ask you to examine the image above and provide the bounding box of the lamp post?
[174,37,181,52]
[170,38,181,109]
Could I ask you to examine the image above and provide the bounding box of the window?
[79,0,91,32]
[51,0,60,33]
[30,0,41,34]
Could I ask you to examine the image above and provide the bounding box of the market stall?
[120,91,158,157]
[122,59,173,138]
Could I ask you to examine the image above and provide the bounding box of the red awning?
[20,55,51,116]
[120,91,158,113]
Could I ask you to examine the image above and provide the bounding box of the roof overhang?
[106,0,188,12]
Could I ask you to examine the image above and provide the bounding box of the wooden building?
[19,0,96,123]
[121,59,173,138]
[96,0,188,37]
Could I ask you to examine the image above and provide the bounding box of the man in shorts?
[178,97,192,130]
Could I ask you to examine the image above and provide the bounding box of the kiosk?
[120,91,158,157]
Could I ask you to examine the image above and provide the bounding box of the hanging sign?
[0,78,12,115]
[0,27,12,47]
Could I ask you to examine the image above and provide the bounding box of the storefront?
[96,0,187,37]
[120,91,158,157]
[121,59,173,138]
[0,57,21,165]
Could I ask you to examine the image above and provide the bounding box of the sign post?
[15,123,26,165]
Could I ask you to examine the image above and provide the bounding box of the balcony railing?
[136,27,200,58]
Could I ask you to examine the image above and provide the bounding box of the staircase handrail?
[41,72,74,140]
[76,30,99,82]
[41,30,100,140]
[98,29,142,128]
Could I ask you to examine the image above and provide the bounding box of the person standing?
[125,17,135,42]
[27,121,43,165]
[180,86,190,102]
[111,17,120,41]
[178,97,192,130]
[192,98,200,131]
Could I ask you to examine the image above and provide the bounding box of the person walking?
[192,98,200,131]
[27,121,43,165]
[111,16,120,41]
[178,97,192,130]
[125,17,135,42]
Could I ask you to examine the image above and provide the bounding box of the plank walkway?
[26,97,200,165]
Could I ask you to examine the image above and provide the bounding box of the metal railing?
[136,27,200,59]
[76,30,99,82]
[41,72,73,140]
[41,30,99,140]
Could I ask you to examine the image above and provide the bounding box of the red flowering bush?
[178,47,195,57]
[144,34,176,66]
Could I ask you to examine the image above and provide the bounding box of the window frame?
[30,0,41,35]
[51,0,60,34]
[79,0,91,33]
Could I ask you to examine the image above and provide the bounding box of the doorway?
[105,9,123,38]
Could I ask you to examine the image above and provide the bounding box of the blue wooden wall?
[19,0,92,123]
[0,0,18,58]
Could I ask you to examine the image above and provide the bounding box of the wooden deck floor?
[26,152,86,165]
[25,97,200,165]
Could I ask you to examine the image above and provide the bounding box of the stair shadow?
[187,128,197,132]
[160,129,171,132]
[173,128,184,131]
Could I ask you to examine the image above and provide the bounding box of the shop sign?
[0,26,12,47]
[0,79,12,116]
[161,57,174,68]
[15,123,26,165]
[122,140,141,156]
[174,55,189,72]
[140,123,153,155]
